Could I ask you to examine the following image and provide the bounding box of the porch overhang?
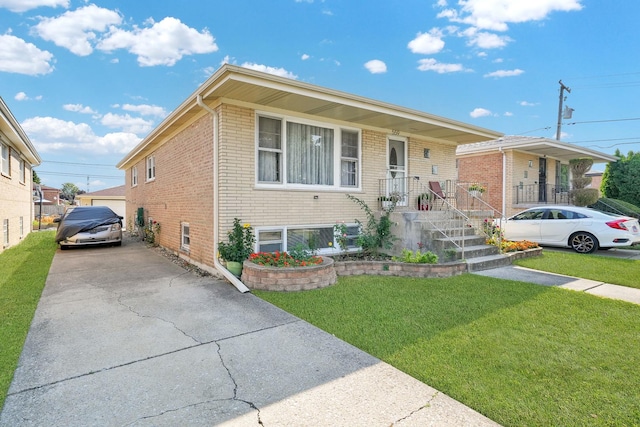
[456,135,618,163]
[118,64,502,169]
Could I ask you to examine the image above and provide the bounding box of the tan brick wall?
[0,144,34,252]
[126,103,461,269]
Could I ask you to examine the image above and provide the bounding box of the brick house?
[117,64,501,289]
[456,135,617,217]
[0,97,41,252]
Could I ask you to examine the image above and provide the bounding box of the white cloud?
[438,0,583,31]
[63,104,96,114]
[470,107,493,118]
[417,58,469,73]
[0,34,54,75]
[407,29,445,54]
[0,0,68,12]
[484,68,524,77]
[21,116,141,154]
[97,17,218,66]
[121,104,167,118]
[519,100,537,106]
[464,28,511,48]
[101,113,154,135]
[33,5,122,56]
[240,62,298,79]
[504,111,513,116]
[364,59,387,74]
[301,53,310,60]
[15,92,28,101]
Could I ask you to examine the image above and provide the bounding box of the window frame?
[19,159,25,183]
[1,143,9,177]
[181,222,190,251]
[146,155,155,182]
[255,112,361,191]
[255,223,360,255]
[131,166,138,187]
[3,219,8,246]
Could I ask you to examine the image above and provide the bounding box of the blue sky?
[1,0,639,191]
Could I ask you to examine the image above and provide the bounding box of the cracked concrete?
[1,239,498,426]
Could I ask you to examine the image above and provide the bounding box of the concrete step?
[454,244,500,260]
[431,235,488,252]
[465,253,512,272]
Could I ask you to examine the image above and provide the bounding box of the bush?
[392,248,439,264]
[571,188,599,207]
[249,251,322,267]
[590,198,640,219]
[346,194,398,256]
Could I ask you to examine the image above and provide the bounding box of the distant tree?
[601,150,640,207]
[32,170,41,184]
[60,182,80,203]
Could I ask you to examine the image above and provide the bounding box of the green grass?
[0,231,57,410]
[255,275,640,426]
[514,250,640,289]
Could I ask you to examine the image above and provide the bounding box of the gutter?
[197,95,250,293]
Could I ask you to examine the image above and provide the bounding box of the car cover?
[55,206,123,243]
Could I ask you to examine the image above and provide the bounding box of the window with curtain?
[257,115,360,189]
[258,116,282,183]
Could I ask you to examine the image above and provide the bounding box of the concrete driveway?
[1,239,497,426]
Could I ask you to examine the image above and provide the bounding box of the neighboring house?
[117,64,501,287]
[33,185,62,205]
[0,97,41,252]
[76,185,126,228]
[585,170,603,196]
[456,135,618,217]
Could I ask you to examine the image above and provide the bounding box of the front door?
[539,158,547,202]
[387,138,407,206]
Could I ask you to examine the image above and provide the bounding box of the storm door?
[387,138,407,206]
[539,158,547,202]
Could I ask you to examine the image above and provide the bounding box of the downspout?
[197,95,250,293]
[499,146,506,216]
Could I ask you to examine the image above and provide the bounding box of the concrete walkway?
[0,240,498,426]
[474,248,640,306]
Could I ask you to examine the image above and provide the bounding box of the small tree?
[60,182,80,203]
[32,170,41,184]
[569,158,598,206]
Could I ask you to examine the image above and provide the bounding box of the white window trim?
[255,223,360,255]
[1,143,9,177]
[255,112,362,191]
[131,166,138,187]
[181,222,190,251]
[146,155,155,182]
[19,159,25,184]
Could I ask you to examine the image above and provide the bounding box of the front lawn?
[0,231,57,410]
[255,275,640,426]
[514,250,640,289]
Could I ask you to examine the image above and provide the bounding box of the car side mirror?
[53,217,61,223]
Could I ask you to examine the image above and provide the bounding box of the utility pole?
[556,80,571,140]
[87,175,90,193]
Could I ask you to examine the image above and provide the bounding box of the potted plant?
[218,218,255,277]
[468,183,486,198]
[417,193,430,210]
[378,191,402,208]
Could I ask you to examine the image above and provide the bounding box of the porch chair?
[428,181,446,208]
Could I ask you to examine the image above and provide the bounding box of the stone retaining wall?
[333,260,467,278]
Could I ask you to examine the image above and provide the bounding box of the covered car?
[54,206,123,248]
[500,205,640,253]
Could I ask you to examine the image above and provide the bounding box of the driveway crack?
[393,391,439,425]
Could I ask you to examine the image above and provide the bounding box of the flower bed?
[241,256,337,291]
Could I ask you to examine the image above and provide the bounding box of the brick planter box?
[241,257,337,291]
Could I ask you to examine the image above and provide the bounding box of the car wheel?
[569,232,599,254]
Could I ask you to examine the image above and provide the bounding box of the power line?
[41,160,117,168]
[565,117,640,126]
[37,170,123,179]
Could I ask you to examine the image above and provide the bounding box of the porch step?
[466,253,512,272]
[451,244,500,260]
[430,234,487,252]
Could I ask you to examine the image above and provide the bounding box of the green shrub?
[392,248,438,264]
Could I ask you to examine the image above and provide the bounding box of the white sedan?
[500,205,640,253]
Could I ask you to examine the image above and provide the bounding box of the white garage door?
[91,199,127,229]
